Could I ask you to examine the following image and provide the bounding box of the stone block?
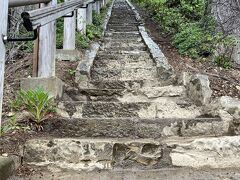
[0,156,14,180]
[20,77,64,98]
[56,49,82,61]
[169,136,240,168]
[186,74,212,106]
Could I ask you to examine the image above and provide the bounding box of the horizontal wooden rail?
[21,0,94,31]
[9,0,51,8]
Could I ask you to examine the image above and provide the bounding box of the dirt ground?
[135,5,240,99]
[2,55,79,121]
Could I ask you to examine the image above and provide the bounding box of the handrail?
[9,0,51,8]
[21,0,94,31]
[22,0,82,31]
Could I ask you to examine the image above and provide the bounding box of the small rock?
[236,85,240,91]
[2,153,8,157]
[186,74,212,106]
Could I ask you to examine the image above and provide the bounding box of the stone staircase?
[21,0,240,177]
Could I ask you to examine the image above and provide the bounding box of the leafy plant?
[133,0,236,61]
[0,116,30,137]
[214,55,232,69]
[68,69,76,76]
[13,88,54,129]
[76,32,90,49]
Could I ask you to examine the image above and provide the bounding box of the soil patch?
[2,53,80,123]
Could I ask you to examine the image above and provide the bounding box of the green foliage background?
[132,0,235,67]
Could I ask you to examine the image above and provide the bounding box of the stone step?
[79,79,172,89]
[23,136,239,171]
[90,67,157,81]
[105,32,141,39]
[64,85,185,102]
[56,100,202,119]
[103,37,143,43]
[11,168,240,180]
[96,51,151,61]
[101,41,146,50]
[107,26,139,32]
[93,59,154,69]
[43,117,224,139]
[100,44,147,51]
[108,21,139,25]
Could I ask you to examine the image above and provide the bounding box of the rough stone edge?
[55,49,82,62]
[20,76,64,99]
[102,0,115,36]
[75,0,115,87]
[0,156,19,180]
[126,0,175,82]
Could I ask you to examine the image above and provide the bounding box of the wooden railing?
[0,0,108,128]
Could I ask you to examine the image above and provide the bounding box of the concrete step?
[23,136,240,171]
[64,86,186,102]
[102,37,143,43]
[79,79,173,89]
[56,99,202,119]
[43,117,224,138]
[64,85,186,102]
[93,59,154,69]
[90,67,157,81]
[108,21,139,25]
[107,26,139,32]
[100,44,147,51]
[10,168,240,180]
[101,41,146,49]
[96,51,152,62]
[105,32,141,39]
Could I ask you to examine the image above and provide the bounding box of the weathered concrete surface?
[9,168,240,180]
[43,117,223,138]
[64,85,186,102]
[24,138,163,170]
[91,67,158,81]
[56,100,202,119]
[166,136,240,168]
[20,77,64,98]
[56,49,82,61]
[138,26,174,82]
[0,156,15,180]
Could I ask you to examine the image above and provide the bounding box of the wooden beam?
[86,3,93,25]
[32,29,39,77]
[37,0,57,77]
[9,0,51,7]
[77,8,87,35]
[21,0,83,31]
[63,0,76,50]
[0,0,9,130]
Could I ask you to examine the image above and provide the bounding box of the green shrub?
[0,116,30,136]
[56,18,64,49]
[214,55,232,69]
[93,11,103,27]
[133,0,235,62]
[87,25,102,40]
[76,32,90,49]
[172,22,215,58]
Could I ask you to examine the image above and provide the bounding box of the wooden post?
[63,0,76,50]
[92,1,97,12]
[96,0,100,14]
[86,3,93,25]
[0,0,9,130]
[77,8,87,35]
[37,0,57,77]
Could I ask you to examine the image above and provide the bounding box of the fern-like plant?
[15,88,54,126]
